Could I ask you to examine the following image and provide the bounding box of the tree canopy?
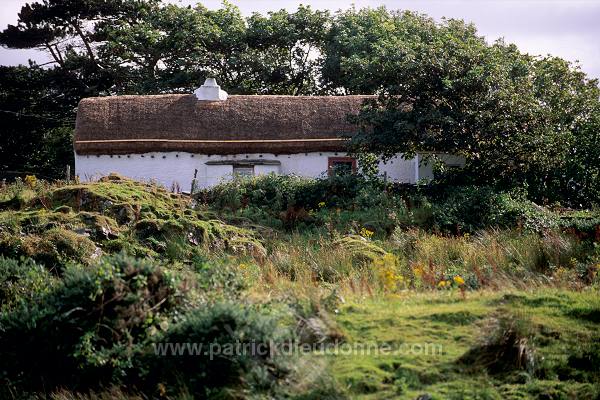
[0,1,598,206]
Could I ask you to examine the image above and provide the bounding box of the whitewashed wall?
[75,151,428,190]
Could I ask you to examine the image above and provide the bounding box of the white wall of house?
[74,151,438,190]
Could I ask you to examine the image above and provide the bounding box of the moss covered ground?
[0,174,264,270]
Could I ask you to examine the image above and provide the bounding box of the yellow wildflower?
[412,263,423,277]
[438,280,446,288]
[24,175,37,188]
[453,275,465,285]
[318,201,326,208]
[373,253,402,292]
[359,227,374,239]
[157,382,167,397]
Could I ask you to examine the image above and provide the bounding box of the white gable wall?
[75,151,430,190]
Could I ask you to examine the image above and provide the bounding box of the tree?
[322,8,439,94]
[341,8,600,205]
[0,0,150,94]
[0,65,75,178]
[525,57,600,205]
[245,6,330,94]
[97,3,217,93]
[0,0,162,179]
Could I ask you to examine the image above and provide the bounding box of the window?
[328,157,357,176]
[233,165,254,177]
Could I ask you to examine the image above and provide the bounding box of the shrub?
[197,174,407,232]
[192,253,248,300]
[0,253,189,395]
[142,302,291,398]
[0,256,56,312]
[199,176,570,235]
[429,186,558,233]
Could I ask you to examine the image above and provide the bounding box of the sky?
[1,0,599,80]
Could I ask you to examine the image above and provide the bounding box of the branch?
[70,21,98,66]
[53,43,64,64]
[44,42,64,67]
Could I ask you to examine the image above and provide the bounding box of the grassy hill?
[0,174,598,399]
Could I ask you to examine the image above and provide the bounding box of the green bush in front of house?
[426,185,560,234]
[196,174,410,233]
[196,174,573,235]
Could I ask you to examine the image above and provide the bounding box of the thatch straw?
[74,94,372,155]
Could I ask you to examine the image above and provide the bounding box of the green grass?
[326,289,600,399]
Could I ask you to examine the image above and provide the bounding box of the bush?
[0,256,56,312]
[192,253,248,300]
[429,186,558,233]
[197,174,408,232]
[199,176,571,235]
[142,302,291,398]
[198,173,379,212]
[0,253,189,395]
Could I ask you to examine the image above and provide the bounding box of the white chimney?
[194,78,228,101]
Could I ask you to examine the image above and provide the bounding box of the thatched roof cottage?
[74,79,461,190]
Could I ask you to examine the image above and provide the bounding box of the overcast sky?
[1,0,599,80]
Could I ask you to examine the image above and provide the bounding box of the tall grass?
[245,228,597,297]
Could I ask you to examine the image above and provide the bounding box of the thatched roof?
[74,94,371,155]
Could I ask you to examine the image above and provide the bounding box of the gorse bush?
[0,253,300,399]
[0,253,189,395]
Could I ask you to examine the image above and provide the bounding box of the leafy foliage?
[427,186,559,234]
[0,253,189,395]
[143,302,290,397]
[197,173,407,233]
[338,9,600,206]
[0,256,56,312]
[0,66,77,179]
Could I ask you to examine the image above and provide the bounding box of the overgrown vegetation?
[0,175,599,398]
[0,174,264,270]
[197,174,599,237]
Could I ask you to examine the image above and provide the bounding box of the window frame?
[327,156,357,176]
[232,164,255,177]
